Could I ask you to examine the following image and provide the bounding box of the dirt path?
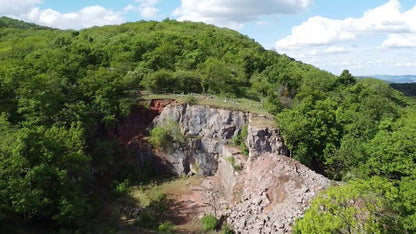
[161,176,213,233]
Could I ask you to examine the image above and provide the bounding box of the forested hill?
[0,16,54,30]
[1,17,416,233]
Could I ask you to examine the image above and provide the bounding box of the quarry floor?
[104,175,219,233]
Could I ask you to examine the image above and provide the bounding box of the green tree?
[141,69,176,93]
[0,122,92,229]
[336,69,356,86]
[149,120,185,152]
[364,110,416,179]
[396,177,416,232]
[174,70,203,93]
[277,94,341,172]
[294,177,402,233]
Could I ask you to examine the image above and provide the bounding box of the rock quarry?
[122,100,331,233]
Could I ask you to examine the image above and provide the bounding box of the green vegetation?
[226,156,243,171]
[221,224,235,234]
[294,177,403,233]
[111,177,202,233]
[158,220,174,232]
[390,83,416,97]
[116,182,172,231]
[149,120,185,152]
[0,16,416,232]
[201,214,218,231]
[113,179,130,196]
[232,125,249,155]
[141,92,270,115]
[184,95,199,105]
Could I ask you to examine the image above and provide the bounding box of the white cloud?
[279,43,416,76]
[122,4,137,14]
[0,0,42,16]
[396,61,416,67]
[135,0,160,18]
[23,6,125,29]
[0,0,131,30]
[297,46,348,57]
[382,34,416,48]
[276,0,416,49]
[307,46,347,56]
[350,0,409,33]
[276,16,356,48]
[173,0,313,29]
[325,46,346,54]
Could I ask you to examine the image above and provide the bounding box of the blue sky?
[1,0,415,76]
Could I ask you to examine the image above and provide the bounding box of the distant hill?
[360,74,416,96]
[0,16,55,30]
[389,83,416,97]
[370,75,416,83]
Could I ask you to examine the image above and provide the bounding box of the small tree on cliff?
[149,120,184,152]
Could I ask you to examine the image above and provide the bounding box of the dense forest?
[1,16,416,233]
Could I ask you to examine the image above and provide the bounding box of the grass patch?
[107,176,205,233]
[141,91,271,116]
[221,223,235,234]
[226,156,243,171]
[250,116,276,129]
[201,214,217,231]
[158,220,174,232]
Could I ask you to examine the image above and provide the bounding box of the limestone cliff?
[149,102,330,233]
[151,103,249,175]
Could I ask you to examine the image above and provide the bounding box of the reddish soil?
[160,177,213,233]
[117,99,172,143]
[149,99,174,114]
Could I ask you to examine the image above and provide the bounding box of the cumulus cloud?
[135,0,160,18]
[382,34,416,48]
[173,0,313,29]
[276,0,416,49]
[0,0,42,16]
[23,6,125,29]
[0,0,137,30]
[298,46,347,57]
[276,16,356,48]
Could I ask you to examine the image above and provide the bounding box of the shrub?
[221,224,234,234]
[184,95,198,105]
[201,214,217,231]
[232,125,249,156]
[148,120,184,151]
[136,211,158,229]
[158,220,174,232]
[113,179,129,196]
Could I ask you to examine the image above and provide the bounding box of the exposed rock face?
[154,104,248,138]
[217,146,241,200]
[152,104,249,175]
[247,116,288,158]
[223,153,330,233]
[149,102,331,233]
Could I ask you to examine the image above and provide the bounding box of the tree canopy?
[1,17,416,232]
